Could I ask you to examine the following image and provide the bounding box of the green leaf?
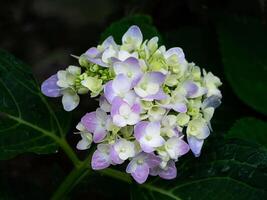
[131,139,267,200]
[217,17,267,115]
[226,117,267,148]
[100,14,162,44]
[0,50,70,159]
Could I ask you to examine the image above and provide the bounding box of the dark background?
[0,0,266,199]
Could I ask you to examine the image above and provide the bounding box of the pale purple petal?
[110,146,124,164]
[145,89,168,101]
[126,159,137,174]
[81,112,97,133]
[146,154,161,168]
[41,74,62,97]
[91,150,111,170]
[134,121,149,140]
[104,81,116,103]
[173,127,182,137]
[93,129,107,143]
[85,47,100,57]
[187,136,204,157]
[146,121,161,135]
[124,56,139,66]
[198,124,210,139]
[121,57,143,86]
[140,143,155,153]
[149,167,160,176]
[164,47,185,60]
[132,103,141,113]
[147,72,166,84]
[123,90,139,105]
[183,81,198,98]
[202,95,222,109]
[102,36,117,49]
[86,56,108,67]
[172,102,187,113]
[159,160,177,180]
[84,47,108,67]
[112,74,132,94]
[131,164,149,184]
[177,138,190,156]
[110,57,120,64]
[122,25,143,46]
[110,97,124,117]
[126,152,160,183]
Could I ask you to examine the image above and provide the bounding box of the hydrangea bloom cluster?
[41,25,222,184]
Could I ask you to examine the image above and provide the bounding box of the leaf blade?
[131,139,267,200]
[0,50,69,159]
[217,17,267,115]
[226,117,267,148]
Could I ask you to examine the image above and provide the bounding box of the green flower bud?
[177,113,190,126]
[187,107,200,116]
[90,64,99,72]
[120,126,134,138]
[79,54,91,68]
[141,100,154,110]
[192,65,201,81]
[165,74,179,87]
[81,76,103,97]
[147,37,159,54]
[163,85,171,94]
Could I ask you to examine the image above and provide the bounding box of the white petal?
[62,90,80,111]
[145,135,165,147]
[187,136,204,157]
[102,46,117,63]
[127,113,140,125]
[119,104,132,116]
[113,115,127,127]
[146,122,161,136]
[146,83,159,95]
[96,108,108,121]
[122,25,143,48]
[76,139,90,150]
[76,122,86,132]
[112,74,131,94]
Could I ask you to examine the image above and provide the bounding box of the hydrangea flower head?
[41,25,222,184]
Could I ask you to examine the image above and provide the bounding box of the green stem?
[100,168,132,184]
[51,162,91,200]
[58,139,81,168]
[6,114,80,167]
[52,154,132,199]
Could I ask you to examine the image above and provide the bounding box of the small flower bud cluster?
[41,25,222,184]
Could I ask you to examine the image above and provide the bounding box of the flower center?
[120,147,126,153]
[145,135,152,141]
[127,72,133,78]
[137,159,144,165]
[140,82,147,90]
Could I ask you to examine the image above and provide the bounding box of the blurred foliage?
[0,0,267,199]
[226,117,267,148]
[132,138,267,200]
[218,16,267,116]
